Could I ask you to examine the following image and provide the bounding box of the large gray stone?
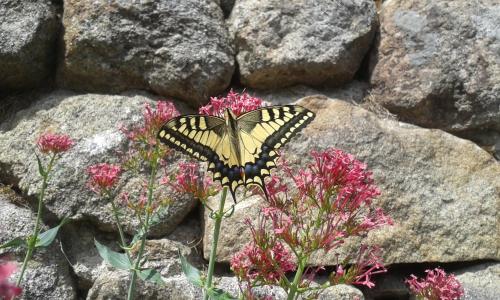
[0,90,197,237]
[228,0,377,89]
[204,95,500,264]
[0,186,76,300]
[59,0,234,106]
[369,0,500,135]
[0,0,58,90]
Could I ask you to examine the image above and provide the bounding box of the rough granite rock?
[60,222,116,290]
[204,95,500,264]
[87,237,203,300]
[369,0,500,135]
[216,276,364,299]
[456,263,500,300]
[0,90,196,237]
[0,186,76,300]
[316,284,365,300]
[62,215,202,292]
[87,272,203,300]
[59,0,234,106]
[228,0,377,89]
[0,0,59,90]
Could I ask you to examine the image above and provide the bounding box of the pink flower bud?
[36,133,74,154]
[199,90,264,117]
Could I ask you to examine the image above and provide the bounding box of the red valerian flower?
[329,245,387,289]
[199,89,264,117]
[86,163,121,195]
[406,268,464,300]
[161,162,216,201]
[121,101,179,146]
[36,133,74,154]
[231,241,296,284]
[0,262,22,300]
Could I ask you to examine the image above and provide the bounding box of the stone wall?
[1,0,498,299]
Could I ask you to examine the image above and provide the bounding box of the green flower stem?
[111,201,131,261]
[203,186,228,300]
[287,256,306,300]
[16,154,56,286]
[127,156,159,300]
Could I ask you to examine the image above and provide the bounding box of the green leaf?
[137,268,165,285]
[35,153,46,177]
[179,250,203,287]
[207,287,237,300]
[0,237,26,249]
[131,228,145,246]
[35,218,69,248]
[149,205,169,227]
[94,239,132,270]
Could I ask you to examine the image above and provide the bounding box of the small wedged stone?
[456,263,500,300]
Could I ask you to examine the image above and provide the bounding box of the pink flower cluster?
[36,133,74,154]
[161,162,216,201]
[0,262,21,300]
[199,90,264,117]
[406,268,464,300]
[87,163,121,195]
[265,149,392,253]
[121,101,179,146]
[231,241,296,285]
[293,149,382,210]
[235,148,392,295]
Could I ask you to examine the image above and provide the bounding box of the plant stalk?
[126,157,158,300]
[287,257,306,300]
[203,186,228,300]
[16,154,55,286]
[111,201,131,261]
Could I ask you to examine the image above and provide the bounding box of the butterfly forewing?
[157,115,226,162]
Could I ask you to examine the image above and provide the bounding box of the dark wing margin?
[236,105,316,196]
[157,115,225,162]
